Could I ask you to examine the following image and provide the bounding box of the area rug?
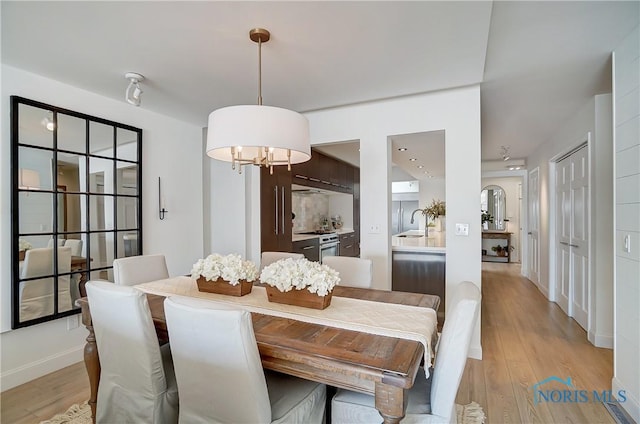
[457,401,486,424]
[42,400,486,423]
[40,401,90,424]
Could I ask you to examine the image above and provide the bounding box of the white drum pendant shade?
[206,105,311,164]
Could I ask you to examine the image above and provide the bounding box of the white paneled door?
[528,168,540,286]
[555,145,589,330]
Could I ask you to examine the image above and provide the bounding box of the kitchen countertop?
[292,228,354,243]
[392,230,446,253]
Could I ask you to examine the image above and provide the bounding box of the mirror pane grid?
[12,97,142,328]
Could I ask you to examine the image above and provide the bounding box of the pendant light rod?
[206,27,310,175]
[250,28,270,106]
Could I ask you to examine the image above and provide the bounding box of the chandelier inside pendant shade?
[206,28,311,173]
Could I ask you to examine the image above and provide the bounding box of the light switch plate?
[368,224,381,234]
[455,223,469,236]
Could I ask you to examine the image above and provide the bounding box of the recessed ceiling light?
[398,147,408,152]
[409,158,417,162]
[417,165,424,169]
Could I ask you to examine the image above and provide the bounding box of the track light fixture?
[41,111,55,131]
[125,72,144,106]
[500,145,510,161]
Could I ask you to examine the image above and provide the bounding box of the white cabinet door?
[556,155,572,315]
[570,146,589,329]
[528,168,540,286]
[555,145,589,330]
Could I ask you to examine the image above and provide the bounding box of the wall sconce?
[158,177,168,220]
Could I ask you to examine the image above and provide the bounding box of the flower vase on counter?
[437,215,446,232]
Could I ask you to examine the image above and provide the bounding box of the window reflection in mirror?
[11,96,142,328]
[481,185,506,231]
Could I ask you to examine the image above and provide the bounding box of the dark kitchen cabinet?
[291,149,354,193]
[292,238,320,262]
[260,166,292,253]
[339,232,357,257]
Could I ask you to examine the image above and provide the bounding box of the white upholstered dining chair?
[86,280,178,424]
[46,238,65,248]
[164,296,326,424]
[322,256,373,288]
[113,254,169,286]
[64,239,83,256]
[260,251,304,270]
[331,281,481,424]
[19,246,72,321]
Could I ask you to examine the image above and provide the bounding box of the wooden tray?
[265,285,332,310]
[196,277,253,297]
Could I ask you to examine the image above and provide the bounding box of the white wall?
[612,25,640,422]
[526,93,614,350]
[263,86,483,358]
[203,128,251,260]
[0,65,204,390]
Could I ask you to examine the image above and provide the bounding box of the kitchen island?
[392,230,446,321]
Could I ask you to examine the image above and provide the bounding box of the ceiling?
[3,1,638,164]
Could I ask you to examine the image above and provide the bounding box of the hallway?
[457,262,615,423]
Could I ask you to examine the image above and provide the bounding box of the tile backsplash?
[292,193,329,232]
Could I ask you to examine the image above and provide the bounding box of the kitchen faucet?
[410,209,428,237]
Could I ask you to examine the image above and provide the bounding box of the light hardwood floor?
[457,262,614,423]
[1,262,615,423]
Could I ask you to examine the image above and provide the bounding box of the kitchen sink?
[397,234,424,238]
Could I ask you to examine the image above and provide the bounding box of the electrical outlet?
[455,223,469,236]
[368,224,381,234]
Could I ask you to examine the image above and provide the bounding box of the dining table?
[78,283,440,424]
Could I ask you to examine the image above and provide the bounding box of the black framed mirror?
[11,96,143,328]
[481,184,506,231]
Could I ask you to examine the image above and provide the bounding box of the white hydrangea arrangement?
[18,238,32,251]
[191,253,259,286]
[260,257,340,297]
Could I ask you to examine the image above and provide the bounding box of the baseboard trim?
[589,331,614,349]
[612,377,640,424]
[536,280,550,300]
[0,345,84,392]
[468,345,482,360]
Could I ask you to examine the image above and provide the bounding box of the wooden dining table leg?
[375,382,408,424]
[81,304,100,424]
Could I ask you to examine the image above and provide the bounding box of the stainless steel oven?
[319,233,340,263]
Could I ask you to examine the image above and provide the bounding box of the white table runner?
[135,276,437,375]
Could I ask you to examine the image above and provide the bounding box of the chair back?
[19,247,72,320]
[113,254,169,286]
[164,296,272,423]
[86,281,169,403]
[47,238,65,248]
[430,281,481,419]
[322,256,372,288]
[64,239,83,256]
[260,251,304,270]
